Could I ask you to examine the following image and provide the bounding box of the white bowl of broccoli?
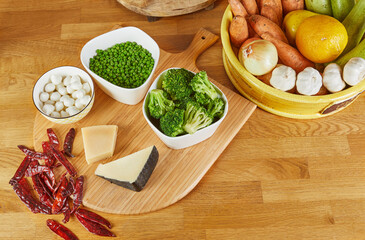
[142,67,228,149]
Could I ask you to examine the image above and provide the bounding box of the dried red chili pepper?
[17,145,48,160]
[52,174,68,214]
[12,178,51,214]
[61,200,71,223]
[62,177,75,198]
[75,212,116,237]
[71,176,84,213]
[31,174,53,208]
[46,219,79,240]
[53,172,67,197]
[9,156,32,186]
[63,128,75,158]
[40,172,55,193]
[25,164,55,184]
[50,145,77,177]
[42,141,56,167]
[76,208,112,229]
[47,128,60,149]
[37,173,54,199]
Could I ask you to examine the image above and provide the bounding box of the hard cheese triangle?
[95,146,159,192]
[81,125,118,164]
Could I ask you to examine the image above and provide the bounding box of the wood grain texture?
[117,0,217,17]
[33,28,256,214]
[2,0,365,239]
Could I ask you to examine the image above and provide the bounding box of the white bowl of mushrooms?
[32,66,95,124]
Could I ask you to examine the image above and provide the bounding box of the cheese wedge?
[81,125,118,164]
[95,146,159,192]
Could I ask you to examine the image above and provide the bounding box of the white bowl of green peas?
[80,26,160,105]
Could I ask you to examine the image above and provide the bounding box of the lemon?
[282,10,318,46]
[296,15,348,63]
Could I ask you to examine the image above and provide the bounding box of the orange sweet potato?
[260,5,280,25]
[241,0,259,15]
[229,16,249,48]
[281,0,304,15]
[261,32,314,73]
[247,15,288,43]
[258,0,283,24]
[229,0,249,17]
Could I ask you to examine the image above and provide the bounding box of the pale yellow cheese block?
[81,125,118,164]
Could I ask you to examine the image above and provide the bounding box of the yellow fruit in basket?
[282,10,318,46]
[295,15,348,63]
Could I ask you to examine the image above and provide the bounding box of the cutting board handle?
[178,28,219,62]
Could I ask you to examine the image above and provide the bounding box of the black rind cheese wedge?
[95,146,159,192]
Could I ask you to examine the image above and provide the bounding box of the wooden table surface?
[1,0,365,239]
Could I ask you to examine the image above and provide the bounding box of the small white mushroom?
[296,67,323,96]
[82,82,91,94]
[343,57,365,86]
[70,75,81,84]
[66,84,75,94]
[75,98,85,110]
[38,101,44,109]
[57,86,67,96]
[56,83,64,90]
[60,95,70,103]
[269,65,296,92]
[63,97,75,107]
[63,76,72,86]
[43,104,55,115]
[55,101,64,112]
[51,74,62,85]
[50,92,61,101]
[39,92,49,102]
[66,106,79,116]
[323,63,346,93]
[60,110,69,117]
[45,100,55,105]
[71,81,83,91]
[72,89,86,99]
[50,111,61,118]
[80,95,91,105]
[44,83,56,93]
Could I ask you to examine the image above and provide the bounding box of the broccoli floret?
[162,68,194,100]
[148,89,175,119]
[207,98,225,118]
[183,101,213,134]
[190,71,219,100]
[194,92,212,106]
[175,95,194,109]
[160,108,186,137]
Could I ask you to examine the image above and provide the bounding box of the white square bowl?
[32,66,95,124]
[142,68,229,149]
[80,26,160,105]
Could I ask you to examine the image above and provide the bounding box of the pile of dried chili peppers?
[9,128,115,239]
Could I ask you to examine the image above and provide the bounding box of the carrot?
[229,0,248,17]
[229,16,249,48]
[247,15,288,43]
[260,5,280,25]
[258,0,283,24]
[261,32,314,73]
[241,0,259,15]
[281,0,304,15]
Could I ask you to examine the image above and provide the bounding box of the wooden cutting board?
[33,28,256,214]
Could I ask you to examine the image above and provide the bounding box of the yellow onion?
[238,39,278,76]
